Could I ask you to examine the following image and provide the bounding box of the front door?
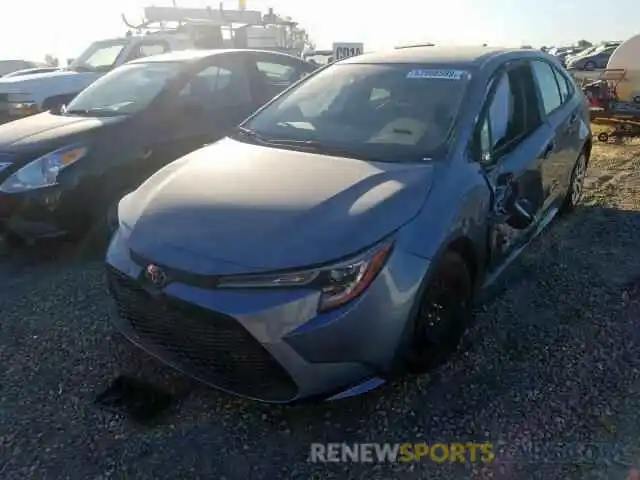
[474,61,554,268]
[151,53,258,167]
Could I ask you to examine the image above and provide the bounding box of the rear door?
[246,52,317,107]
[474,60,555,267]
[530,60,578,206]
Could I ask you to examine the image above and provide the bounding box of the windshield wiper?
[236,127,379,159]
[64,107,121,117]
[235,127,320,146]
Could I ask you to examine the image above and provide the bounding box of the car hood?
[0,70,101,95]
[121,138,436,275]
[0,112,124,151]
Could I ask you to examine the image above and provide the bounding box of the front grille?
[106,266,298,402]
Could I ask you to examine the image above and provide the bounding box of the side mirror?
[50,103,66,114]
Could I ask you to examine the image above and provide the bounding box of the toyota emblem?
[145,264,167,287]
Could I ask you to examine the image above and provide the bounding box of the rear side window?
[531,61,562,115]
[553,69,569,103]
[256,61,297,83]
[179,59,251,109]
[552,66,574,104]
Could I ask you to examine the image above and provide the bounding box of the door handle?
[568,113,578,125]
[540,141,555,159]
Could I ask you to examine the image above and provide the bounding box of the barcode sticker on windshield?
[406,69,469,80]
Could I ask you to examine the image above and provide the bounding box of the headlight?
[8,102,39,116]
[0,144,88,193]
[6,93,38,116]
[216,239,394,312]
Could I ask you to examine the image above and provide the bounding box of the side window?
[553,68,569,103]
[531,61,562,115]
[129,42,170,61]
[256,60,297,85]
[476,66,533,164]
[139,43,170,57]
[179,61,250,109]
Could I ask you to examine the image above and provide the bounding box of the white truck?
[0,33,193,123]
[0,4,312,123]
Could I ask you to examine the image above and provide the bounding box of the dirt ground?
[0,134,639,479]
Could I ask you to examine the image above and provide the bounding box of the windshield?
[242,63,470,161]
[64,62,182,117]
[70,40,128,72]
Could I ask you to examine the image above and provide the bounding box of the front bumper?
[105,227,430,403]
[0,186,75,240]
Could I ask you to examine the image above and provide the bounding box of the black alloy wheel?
[405,251,473,373]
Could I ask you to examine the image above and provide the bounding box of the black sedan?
[0,49,315,243]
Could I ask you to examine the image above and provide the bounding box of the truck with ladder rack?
[0,4,313,124]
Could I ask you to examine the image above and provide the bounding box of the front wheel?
[561,151,588,214]
[404,251,473,373]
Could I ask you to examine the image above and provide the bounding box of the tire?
[583,61,596,71]
[561,150,588,214]
[404,251,473,373]
[597,132,609,143]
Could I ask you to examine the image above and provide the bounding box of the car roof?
[129,49,307,65]
[340,46,542,69]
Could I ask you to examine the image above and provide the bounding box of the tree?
[577,39,592,48]
[44,54,59,66]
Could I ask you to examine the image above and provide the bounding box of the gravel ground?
[1,141,640,479]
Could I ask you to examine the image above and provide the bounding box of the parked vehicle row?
[547,42,621,70]
[565,44,619,70]
[0,4,316,125]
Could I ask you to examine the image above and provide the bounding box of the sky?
[2,0,640,62]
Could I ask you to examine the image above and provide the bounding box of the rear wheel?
[405,251,473,373]
[561,151,588,214]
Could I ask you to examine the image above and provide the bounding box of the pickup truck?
[0,34,193,124]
